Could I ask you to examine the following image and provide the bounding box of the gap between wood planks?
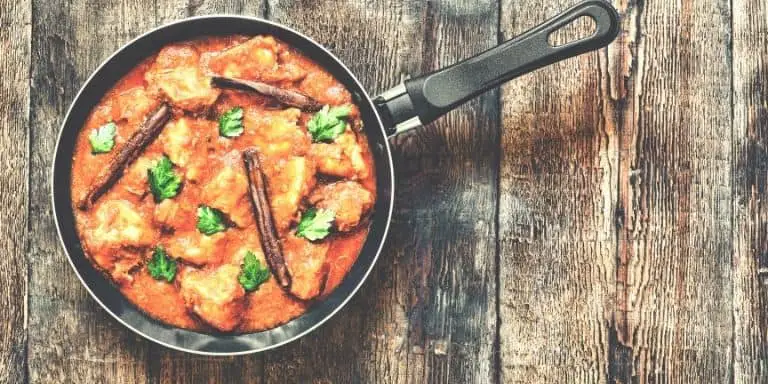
[606,0,645,381]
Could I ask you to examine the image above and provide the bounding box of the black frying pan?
[52,0,620,355]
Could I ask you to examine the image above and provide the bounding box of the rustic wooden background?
[1,0,766,382]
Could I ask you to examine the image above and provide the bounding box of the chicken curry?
[70,35,376,333]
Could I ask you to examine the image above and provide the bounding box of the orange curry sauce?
[70,36,376,332]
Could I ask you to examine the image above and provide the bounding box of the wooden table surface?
[1,0,766,382]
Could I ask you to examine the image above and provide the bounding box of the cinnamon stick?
[78,103,172,210]
[243,148,292,288]
[212,76,322,112]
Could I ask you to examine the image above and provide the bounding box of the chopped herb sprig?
[296,208,335,241]
[89,122,117,154]
[148,156,182,202]
[147,246,177,282]
[307,105,351,142]
[219,107,244,138]
[238,251,270,291]
[196,205,227,235]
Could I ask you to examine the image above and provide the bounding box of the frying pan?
[52,0,620,355]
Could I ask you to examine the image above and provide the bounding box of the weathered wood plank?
[148,2,268,383]
[612,0,734,381]
[498,0,617,382]
[604,0,643,383]
[262,0,499,383]
[403,3,499,381]
[152,354,263,384]
[0,0,31,382]
[604,1,643,382]
[155,0,264,23]
[732,0,768,381]
[28,0,157,382]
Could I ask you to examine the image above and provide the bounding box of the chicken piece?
[145,44,220,111]
[166,232,227,266]
[241,279,307,331]
[121,156,156,196]
[274,50,310,82]
[111,252,142,284]
[247,107,310,159]
[335,131,370,178]
[308,181,374,232]
[153,199,197,231]
[85,200,155,252]
[86,87,158,135]
[298,69,351,106]
[308,131,370,180]
[90,249,142,285]
[85,103,117,133]
[122,269,199,329]
[200,165,253,227]
[179,264,245,331]
[160,117,196,167]
[268,157,316,233]
[282,234,330,300]
[112,87,158,124]
[184,154,211,183]
[225,231,264,265]
[309,143,354,179]
[206,36,285,81]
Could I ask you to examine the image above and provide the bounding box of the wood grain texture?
[27,0,157,382]
[498,0,617,382]
[155,0,265,24]
[12,0,768,382]
[0,0,30,382]
[604,1,642,383]
[152,355,263,384]
[732,0,768,382]
[612,0,734,382]
[388,2,501,380]
[261,1,499,383]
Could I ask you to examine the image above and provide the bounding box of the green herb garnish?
[147,156,182,202]
[219,107,244,138]
[307,105,351,142]
[238,251,270,292]
[295,208,335,241]
[89,122,117,154]
[147,246,177,282]
[196,205,226,235]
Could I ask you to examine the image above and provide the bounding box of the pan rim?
[50,14,395,356]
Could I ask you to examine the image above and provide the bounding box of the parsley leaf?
[307,105,351,142]
[219,107,244,138]
[89,122,117,154]
[147,156,182,202]
[296,208,335,241]
[147,246,177,283]
[197,205,227,235]
[238,251,270,292]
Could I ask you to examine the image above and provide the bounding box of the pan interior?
[52,16,394,355]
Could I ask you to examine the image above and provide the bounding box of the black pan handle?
[375,0,620,136]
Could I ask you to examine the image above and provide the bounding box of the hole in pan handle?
[374,0,620,136]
